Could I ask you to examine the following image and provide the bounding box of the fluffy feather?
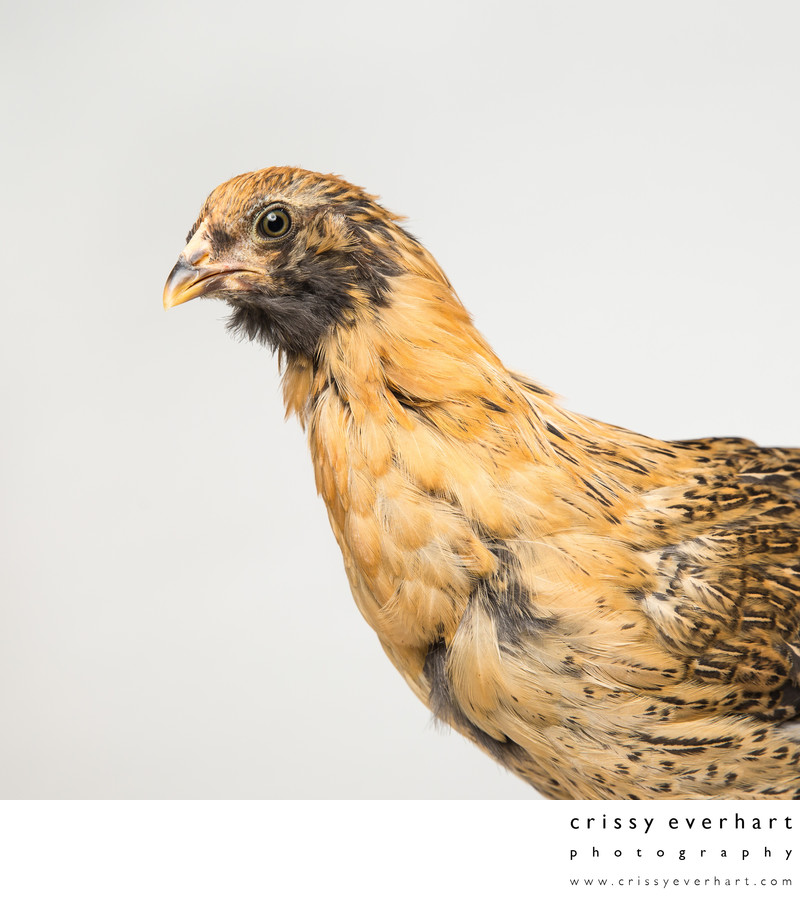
[164,167,800,798]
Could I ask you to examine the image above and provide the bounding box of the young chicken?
[164,167,800,799]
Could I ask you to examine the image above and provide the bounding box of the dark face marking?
[222,203,402,358]
[188,168,408,359]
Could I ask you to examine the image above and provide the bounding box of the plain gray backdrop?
[2,1,798,798]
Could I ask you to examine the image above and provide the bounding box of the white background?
[0,802,796,897]
[1,1,798,801]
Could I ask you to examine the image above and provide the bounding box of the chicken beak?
[163,258,201,309]
[163,229,223,310]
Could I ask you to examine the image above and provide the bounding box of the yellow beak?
[164,228,256,310]
[163,256,238,309]
[163,227,263,310]
[163,228,219,310]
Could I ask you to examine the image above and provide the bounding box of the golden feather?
[164,167,800,798]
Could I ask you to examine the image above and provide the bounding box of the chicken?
[163,166,800,799]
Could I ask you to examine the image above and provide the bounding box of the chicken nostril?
[183,225,213,266]
[185,246,211,267]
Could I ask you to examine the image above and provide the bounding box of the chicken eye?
[256,207,292,239]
